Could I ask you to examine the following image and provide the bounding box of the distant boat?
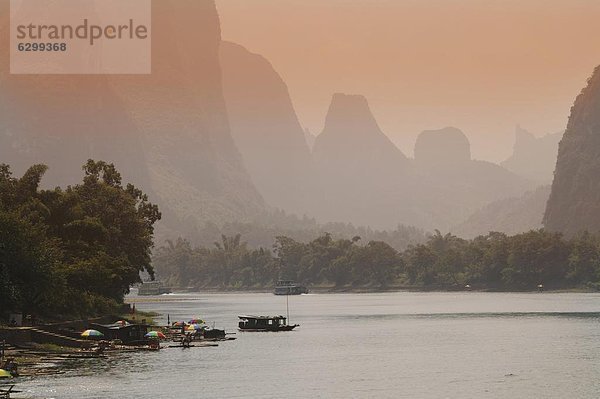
[138,281,172,296]
[273,280,308,295]
[238,315,298,332]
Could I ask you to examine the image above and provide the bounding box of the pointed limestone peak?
[313,93,408,166]
[514,125,536,148]
[321,93,382,139]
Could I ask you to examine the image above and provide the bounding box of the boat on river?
[138,281,172,296]
[273,280,308,295]
[238,315,298,332]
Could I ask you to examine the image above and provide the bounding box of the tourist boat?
[138,281,172,296]
[238,315,298,332]
[273,280,309,295]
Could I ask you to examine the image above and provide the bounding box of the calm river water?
[15,292,600,398]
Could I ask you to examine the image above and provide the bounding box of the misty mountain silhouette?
[410,127,533,230]
[545,65,600,236]
[310,93,415,228]
[415,127,471,166]
[0,0,266,240]
[452,185,550,238]
[220,41,313,216]
[501,125,563,184]
[0,0,542,238]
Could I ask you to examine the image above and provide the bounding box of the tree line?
[0,161,160,321]
[170,209,427,252]
[154,229,600,291]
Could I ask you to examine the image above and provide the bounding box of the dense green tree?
[503,230,569,288]
[567,232,600,284]
[464,232,510,288]
[0,211,65,317]
[359,241,402,287]
[0,161,160,320]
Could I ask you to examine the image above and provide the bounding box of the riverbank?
[0,310,161,382]
[0,342,98,379]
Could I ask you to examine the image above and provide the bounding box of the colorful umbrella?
[0,369,12,379]
[114,320,130,326]
[186,324,206,331]
[81,329,104,338]
[188,318,204,324]
[145,331,166,339]
[172,321,188,327]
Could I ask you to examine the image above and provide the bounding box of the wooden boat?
[203,328,226,339]
[238,315,298,332]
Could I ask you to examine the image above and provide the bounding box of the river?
[16,292,600,398]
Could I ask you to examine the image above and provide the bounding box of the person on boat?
[184,333,193,347]
[180,334,190,348]
[95,341,109,355]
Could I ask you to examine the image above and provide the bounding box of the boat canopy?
[238,315,286,320]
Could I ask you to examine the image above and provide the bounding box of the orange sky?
[216,0,600,162]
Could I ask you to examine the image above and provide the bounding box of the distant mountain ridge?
[501,126,563,183]
[452,185,551,238]
[219,58,535,232]
[410,127,534,231]
[0,1,543,239]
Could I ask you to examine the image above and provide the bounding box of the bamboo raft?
[167,343,219,348]
[0,385,22,399]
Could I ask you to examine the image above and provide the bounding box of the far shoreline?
[128,285,600,300]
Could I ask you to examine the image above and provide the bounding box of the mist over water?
[18,292,600,398]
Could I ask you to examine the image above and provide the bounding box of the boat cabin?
[275,280,295,287]
[89,322,149,344]
[238,315,296,331]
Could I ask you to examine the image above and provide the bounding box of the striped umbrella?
[186,324,206,332]
[145,331,166,339]
[81,329,104,338]
[114,320,130,326]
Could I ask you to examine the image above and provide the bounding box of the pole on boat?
[286,291,290,324]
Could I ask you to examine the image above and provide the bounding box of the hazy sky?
[216,0,600,162]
